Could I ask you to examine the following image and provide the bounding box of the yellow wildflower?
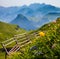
[39,32,45,37]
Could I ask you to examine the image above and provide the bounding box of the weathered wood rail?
[0,31,39,59]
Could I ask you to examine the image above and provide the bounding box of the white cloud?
[0,0,60,7]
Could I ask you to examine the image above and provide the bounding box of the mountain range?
[10,14,36,30]
[0,3,60,30]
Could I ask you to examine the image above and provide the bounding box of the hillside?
[8,18,60,59]
[0,21,26,42]
[0,21,27,59]
[10,14,36,30]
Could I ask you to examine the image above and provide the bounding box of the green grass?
[1,18,60,59]
[0,51,5,59]
[7,18,60,59]
[0,21,27,59]
[0,21,26,42]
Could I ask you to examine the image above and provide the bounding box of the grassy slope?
[10,18,60,59]
[0,21,26,42]
[28,18,60,59]
[1,18,60,59]
[0,21,26,59]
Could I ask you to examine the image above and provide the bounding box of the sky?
[0,0,60,7]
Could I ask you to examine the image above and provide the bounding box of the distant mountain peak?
[16,14,25,19]
[0,3,60,30]
[10,14,36,30]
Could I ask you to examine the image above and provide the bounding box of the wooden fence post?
[1,43,9,59]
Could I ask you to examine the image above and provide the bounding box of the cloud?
[0,0,60,7]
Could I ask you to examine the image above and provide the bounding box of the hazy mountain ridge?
[10,14,36,30]
[0,3,60,22]
[0,3,60,30]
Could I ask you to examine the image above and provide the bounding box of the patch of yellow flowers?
[39,32,45,37]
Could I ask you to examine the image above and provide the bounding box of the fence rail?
[1,31,39,59]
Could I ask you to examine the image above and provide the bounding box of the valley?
[0,3,60,59]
